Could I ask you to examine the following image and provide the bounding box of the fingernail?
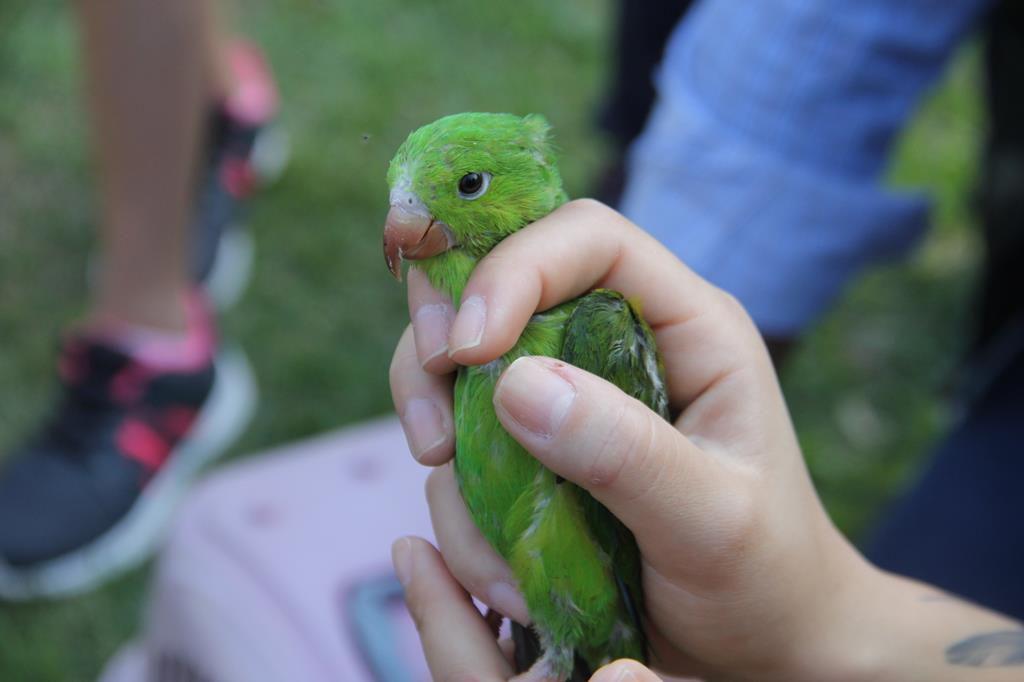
[494,357,576,438]
[414,303,453,366]
[392,537,413,587]
[449,295,486,354]
[488,581,531,625]
[401,398,447,460]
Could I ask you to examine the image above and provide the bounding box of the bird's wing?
[562,289,669,421]
[560,288,669,660]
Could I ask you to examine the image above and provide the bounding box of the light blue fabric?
[620,0,992,336]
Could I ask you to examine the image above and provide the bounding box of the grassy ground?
[0,1,982,679]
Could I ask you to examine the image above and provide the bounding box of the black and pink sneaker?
[192,40,288,310]
[0,298,255,600]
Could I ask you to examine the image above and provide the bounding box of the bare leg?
[0,0,262,600]
[76,0,225,331]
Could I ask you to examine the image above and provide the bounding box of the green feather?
[388,113,666,679]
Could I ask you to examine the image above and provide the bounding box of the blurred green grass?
[0,1,982,679]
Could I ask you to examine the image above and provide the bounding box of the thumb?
[493,356,751,569]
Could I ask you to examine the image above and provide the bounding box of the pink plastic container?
[99,416,434,682]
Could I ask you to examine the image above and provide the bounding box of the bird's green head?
[384,112,567,303]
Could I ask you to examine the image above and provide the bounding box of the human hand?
[389,200,1020,681]
[392,534,695,682]
[388,198,866,679]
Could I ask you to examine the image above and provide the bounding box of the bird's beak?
[383,205,456,281]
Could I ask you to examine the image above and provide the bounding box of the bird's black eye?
[457,172,491,200]
[459,173,482,194]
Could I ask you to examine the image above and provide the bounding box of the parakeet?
[384,113,667,681]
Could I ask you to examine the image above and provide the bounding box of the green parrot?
[384,112,667,681]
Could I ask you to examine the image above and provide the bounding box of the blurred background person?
[592,1,692,209]
[612,0,1024,619]
[0,0,280,599]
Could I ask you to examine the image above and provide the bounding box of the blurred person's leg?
[79,0,212,331]
[0,0,273,599]
[84,0,282,316]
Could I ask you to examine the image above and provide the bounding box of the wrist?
[783,556,1023,682]
[702,527,883,682]
[768,541,888,682]
[791,556,896,682]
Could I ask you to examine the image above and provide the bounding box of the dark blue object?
[866,330,1024,621]
[345,573,420,682]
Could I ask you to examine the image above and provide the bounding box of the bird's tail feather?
[511,622,591,682]
[570,651,592,682]
[512,622,542,674]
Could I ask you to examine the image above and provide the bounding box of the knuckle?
[388,356,404,398]
[424,466,447,504]
[716,288,747,319]
[716,288,759,336]
[584,406,630,489]
[585,399,657,491]
[388,328,416,392]
[564,197,628,231]
[563,198,622,231]
[620,408,665,501]
[711,288,765,360]
[426,470,488,591]
[566,196,606,214]
[426,471,464,552]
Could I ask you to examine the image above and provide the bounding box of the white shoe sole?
[204,124,290,311]
[0,346,257,601]
[204,225,255,311]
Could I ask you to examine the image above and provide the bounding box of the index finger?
[447,199,772,409]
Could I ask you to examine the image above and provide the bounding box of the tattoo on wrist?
[946,630,1024,667]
